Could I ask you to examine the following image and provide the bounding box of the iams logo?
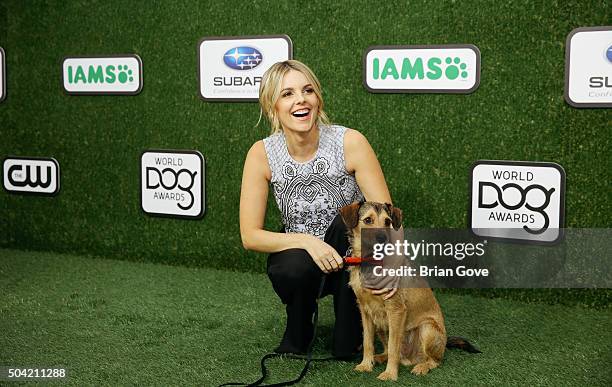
[364,45,480,93]
[470,161,565,244]
[223,47,263,70]
[2,157,60,195]
[66,64,134,84]
[372,56,469,81]
[62,55,143,95]
[140,150,205,219]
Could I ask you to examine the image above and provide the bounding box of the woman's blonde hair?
[258,60,330,135]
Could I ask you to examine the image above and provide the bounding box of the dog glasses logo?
[140,150,205,219]
[2,157,60,195]
[146,167,197,210]
[477,182,555,234]
[223,47,263,70]
[470,161,565,244]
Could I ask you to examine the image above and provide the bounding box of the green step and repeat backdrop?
[0,0,610,284]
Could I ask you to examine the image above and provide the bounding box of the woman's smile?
[291,108,311,120]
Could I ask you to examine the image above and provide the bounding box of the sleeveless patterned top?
[263,125,364,239]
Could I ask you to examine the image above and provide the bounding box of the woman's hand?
[368,287,397,300]
[302,234,344,273]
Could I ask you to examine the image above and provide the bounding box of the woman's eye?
[282,91,292,98]
[304,88,314,94]
[364,217,372,224]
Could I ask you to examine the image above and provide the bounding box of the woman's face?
[275,70,320,134]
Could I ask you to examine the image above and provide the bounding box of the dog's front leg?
[354,308,375,372]
[377,306,407,381]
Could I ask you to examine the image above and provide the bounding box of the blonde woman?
[240,60,395,357]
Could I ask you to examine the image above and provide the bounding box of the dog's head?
[339,201,403,232]
[339,201,403,256]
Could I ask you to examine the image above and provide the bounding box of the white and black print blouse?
[263,125,364,239]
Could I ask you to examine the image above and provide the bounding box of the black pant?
[266,215,362,357]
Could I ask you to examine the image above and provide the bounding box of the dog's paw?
[377,370,398,381]
[373,353,388,364]
[411,363,431,376]
[354,361,373,372]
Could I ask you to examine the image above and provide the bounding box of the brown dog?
[339,201,479,381]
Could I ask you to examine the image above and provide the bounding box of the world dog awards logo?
[565,26,612,107]
[364,45,480,93]
[198,35,292,101]
[141,150,204,219]
[3,157,60,195]
[470,161,565,244]
[62,55,143,94]
[0,47,5,102]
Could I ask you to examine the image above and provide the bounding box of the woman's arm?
[344,129,392,204]
[345,129,397,299]
[239,141,343,272]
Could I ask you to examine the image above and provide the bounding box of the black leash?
[219,276,336,387]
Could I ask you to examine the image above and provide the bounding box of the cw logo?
[3,158,60,195]
[67,65,134,84]
[372,57,469,81]
[7,164,53,188]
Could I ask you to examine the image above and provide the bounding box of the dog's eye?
[363,217,372,224]
[384,218,392,227]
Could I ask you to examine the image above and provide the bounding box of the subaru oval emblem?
[223,46,263,70]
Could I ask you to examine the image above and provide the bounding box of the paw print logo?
[445,57,468,80]
[117,65,134,83]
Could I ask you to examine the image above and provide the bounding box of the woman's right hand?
[302,234,344,273]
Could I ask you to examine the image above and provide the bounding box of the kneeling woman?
[239,60,395,357]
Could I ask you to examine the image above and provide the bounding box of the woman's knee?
[267,248,321,286]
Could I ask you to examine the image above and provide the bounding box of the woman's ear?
[339,202,361,230]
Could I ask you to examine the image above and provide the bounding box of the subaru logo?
[223,47,263,70]
[607,45,612,63]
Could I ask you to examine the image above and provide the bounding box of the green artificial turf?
[0,1,611,272]
[1,248,610,386]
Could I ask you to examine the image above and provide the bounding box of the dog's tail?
[446,336,481,353]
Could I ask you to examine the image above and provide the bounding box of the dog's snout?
[375,232,388,244]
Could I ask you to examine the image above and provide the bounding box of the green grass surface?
[0,1,611,270]
[1,248,610,386]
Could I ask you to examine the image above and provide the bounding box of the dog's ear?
[385,203,403,230]
[339,202,361,230]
